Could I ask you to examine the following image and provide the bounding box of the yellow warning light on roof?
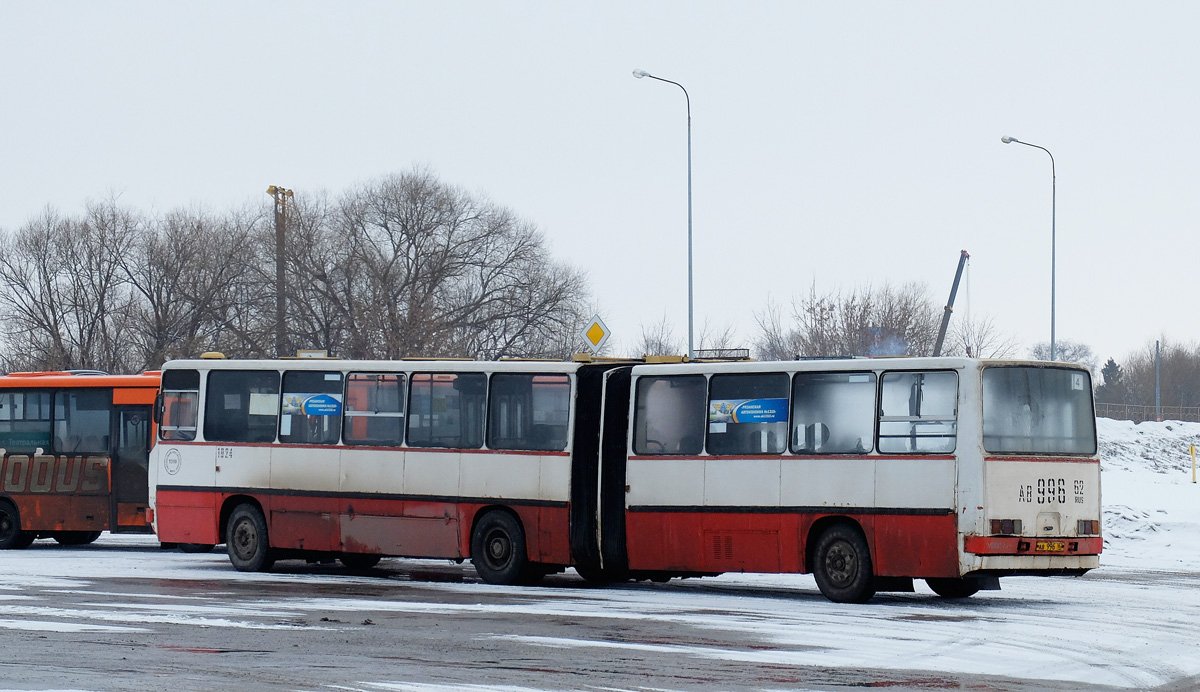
[580,315,610,353]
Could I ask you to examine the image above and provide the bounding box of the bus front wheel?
[226,504,275,572]
[813,523,876,604]
[471,510,536,585]
[0,502,35,550]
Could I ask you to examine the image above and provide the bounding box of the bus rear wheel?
[226,504,275,572]
[53,531,102,546]
[926,577,981,599]
[0,502,35,550]
[813,523,876,604]
[471,510,537,585]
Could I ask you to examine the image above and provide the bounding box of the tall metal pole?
[634,69,693,360]
[1155,339,1161,422]
[1001,137,1056,361]
[267,185,293,358]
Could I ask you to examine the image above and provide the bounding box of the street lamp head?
[632,69,651,79]
[1001,136,1018,144]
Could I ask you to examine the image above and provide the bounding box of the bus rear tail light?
[990,519,1023,535]
[1077,519,1100,535]
[146,508,154,524]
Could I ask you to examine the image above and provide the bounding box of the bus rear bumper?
[965,535,1102,556]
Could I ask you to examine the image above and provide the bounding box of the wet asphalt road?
[0,538,1185,692]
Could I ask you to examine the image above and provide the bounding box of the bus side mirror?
[153,393,164,425]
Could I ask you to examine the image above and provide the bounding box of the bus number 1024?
[1018,478,1082,504]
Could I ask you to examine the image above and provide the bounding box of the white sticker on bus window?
[709,422,727,434]
[325,374,341,381]
[280,415,292,436]
[849,375,871,383]
[1072,373,1085,391]
[224,394,241,410]
[249,393,279,416]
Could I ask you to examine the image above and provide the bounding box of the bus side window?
[487,373,570,452]
[706,373,788,455]
[160,369,200,442]
[407,372,486,449]
[53,389,112,454]
[279,370,343,445]
[790,372,876,454]
[204,370,280,444]
[343,373,405,446]
[878,371,958,454]
[0,391,52,454]
[633,375,707,456]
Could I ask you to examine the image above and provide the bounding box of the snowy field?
[2,418,1200,691]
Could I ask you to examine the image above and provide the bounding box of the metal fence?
[1094,402,1200,423]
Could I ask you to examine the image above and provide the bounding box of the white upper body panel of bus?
[159,358,583,375]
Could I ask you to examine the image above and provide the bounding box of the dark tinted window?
[204,370,280,443]
[0,391,53,453]
[53,389,112,454]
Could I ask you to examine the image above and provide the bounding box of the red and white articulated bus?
[148,355,1100,603]
[1,371,160,549]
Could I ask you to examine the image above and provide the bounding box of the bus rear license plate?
[1035,541,1065,553]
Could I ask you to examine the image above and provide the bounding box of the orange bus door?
[111,405,152,533]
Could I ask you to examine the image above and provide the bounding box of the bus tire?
[471,510,531,585]
[226,504,275,572]
[179,543,216,553]
[0,502,35,550]
[340,554,382,570]
[926,577,981,599]
[53,531,102,546]
[813,523,876,604]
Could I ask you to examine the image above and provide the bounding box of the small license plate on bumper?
[1035,541,1066,553]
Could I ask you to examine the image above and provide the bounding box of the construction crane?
[932,250,970,357]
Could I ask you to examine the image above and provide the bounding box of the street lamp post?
[1001,136,1056,361]
[634,68,693,360]
[267,185,294,358]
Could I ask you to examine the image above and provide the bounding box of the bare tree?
[1030,339,1097,372]
[941,315,1019,359]
[0,200,140,372]
[632,314,683,357]
[122,206,264,368]
[755,281,940,359]
[0,168,592,369]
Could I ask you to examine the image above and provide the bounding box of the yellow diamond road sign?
[581,315,610,353]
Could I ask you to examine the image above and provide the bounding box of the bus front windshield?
[982,366,1096,455]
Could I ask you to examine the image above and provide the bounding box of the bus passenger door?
[111,405,152,533]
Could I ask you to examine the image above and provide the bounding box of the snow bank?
[1098,417,1200,570]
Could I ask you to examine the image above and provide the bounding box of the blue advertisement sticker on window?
[709,398,788,424]
[301,393,343,416]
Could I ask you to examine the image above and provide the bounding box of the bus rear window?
[983,366,1096,455]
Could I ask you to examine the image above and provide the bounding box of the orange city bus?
[0,371,160,549]
[148,355,1100,603]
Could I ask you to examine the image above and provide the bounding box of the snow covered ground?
[2,418,1200,691]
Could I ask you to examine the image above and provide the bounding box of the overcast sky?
[2,2,1196,365]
